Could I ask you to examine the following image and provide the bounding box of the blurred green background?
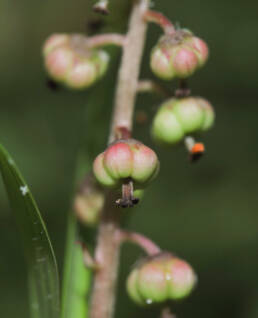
[1,0,258,317]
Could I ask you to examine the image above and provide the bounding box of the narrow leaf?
[61,207,91,318]
[0,144,60,318]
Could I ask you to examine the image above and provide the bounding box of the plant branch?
[116,230,161,256]
[144,10,175,35]
[89,1,150,318]
[86,33,126,49]
[137,79,172,97]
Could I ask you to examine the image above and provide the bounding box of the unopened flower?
[93,139,159,188]
[43,34,109,89]
[150,29,209,80]
[152,97,215,145]
[74,180,105,226]
[127,252,197,305]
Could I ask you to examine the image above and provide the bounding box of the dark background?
[1,0,258,317]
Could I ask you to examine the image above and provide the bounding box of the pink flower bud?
[165,257,197,300]
[104,142,134,179]
[43,34,69,56]
[45,47,73,81]
[65,60,97,89]
[93,139,159,189]
[172,47,199,78]
[43,34,109,89]
[150,30,209,80]
[127,253,197,305]
[185,36,209,66]
[130,143,159,184]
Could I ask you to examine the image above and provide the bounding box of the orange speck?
[191,143,205,154]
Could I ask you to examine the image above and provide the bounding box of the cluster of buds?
[150,29,208,80]
[43,34,109,89]
[93,139,159,207]
[152,97,215,145]
[42,5,214,318]
[127,252,197,305]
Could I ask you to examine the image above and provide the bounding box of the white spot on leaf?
[20,185,29,196]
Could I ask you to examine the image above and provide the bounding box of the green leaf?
[61,152,92,318]
[0,144,60,318]
[61,206,91,318]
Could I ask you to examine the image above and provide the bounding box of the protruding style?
[93,139,159,207]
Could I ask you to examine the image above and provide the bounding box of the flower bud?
[104,142,134,179]
[93,139,159,188]
[43,34,69,56]
[127,253,197,305]
[197,98,215,131]
[172,98,205,134]
[152,97,215,145]
[74,180,104,226]
[93,152,119,188]
[43,34,109,89]
[150,30,209,80]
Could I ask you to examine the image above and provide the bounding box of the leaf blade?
[0,144,60,318]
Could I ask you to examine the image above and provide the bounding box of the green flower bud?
[137,258,168,303]
[172,98,205,134]
[152,104,184,144]
[152,97,215,145]
[127,253,197,306]
[197,98,215,131]
[93,152,118,187]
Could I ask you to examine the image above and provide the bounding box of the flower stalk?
[144,10,175,35]
[116,230,161,256]
[137,80,172,97]
[89,1,150,318]
[85,33,126,49]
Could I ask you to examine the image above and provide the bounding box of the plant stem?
[86,34,126,49]
[160,307,176,318]
[109,0,149,143]
[144,10,175,35]
[89,1,149,318]
[137,79,171,97]
[116,230,161,256]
